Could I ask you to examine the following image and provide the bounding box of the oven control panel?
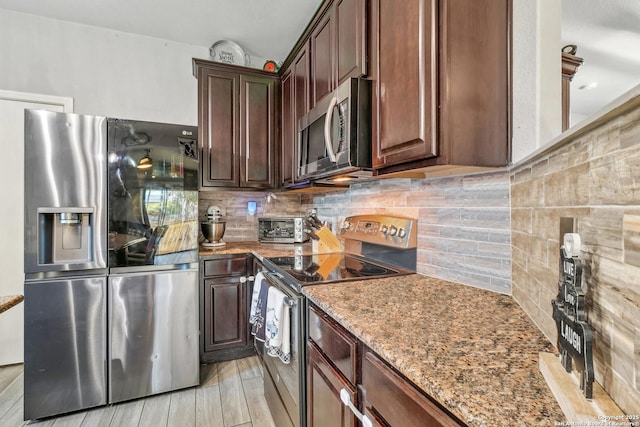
[339,215,416,249]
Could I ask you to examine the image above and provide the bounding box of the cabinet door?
[307,342,357,427]
[438,0,510,167]
[371,0,438,170]
[239,74,276,189]
[281,70,294,186]
[282,44,310,187]
[203,277,246,352]
[335,0,367,85]
[311,10,335,107]
[362,350,462,427]
[198,67,240,187]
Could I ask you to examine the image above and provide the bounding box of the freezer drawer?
[24,276,107,420]
[109,269,199,403]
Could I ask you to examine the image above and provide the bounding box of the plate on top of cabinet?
[209,40,251,67]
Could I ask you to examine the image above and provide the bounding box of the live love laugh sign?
[552,239,594,399]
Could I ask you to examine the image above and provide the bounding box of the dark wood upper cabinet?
[281,44,311,188]
[370,0,438,170]
[311,11,335,106]
[311,0,367,107]
[335,0,366,85]
[372,0,511,174]
[281,71,294,185]
[437,0,510,168]
[240,74,276,187]
[194,59,278,189]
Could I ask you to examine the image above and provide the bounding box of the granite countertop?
[0,295,24,314]
[303,274,565,427]
[199,241,313,260]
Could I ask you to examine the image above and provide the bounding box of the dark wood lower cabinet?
[200,254,255,363]
[362,350,463,427]
[307,303,465,427]
[307,342,357,427]
[203,278,246,352]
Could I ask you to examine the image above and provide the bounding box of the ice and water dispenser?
[38,208,94,264]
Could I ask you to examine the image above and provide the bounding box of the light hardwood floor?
[0,356,275,427]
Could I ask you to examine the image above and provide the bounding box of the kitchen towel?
[265,286,291,364]
[249,272,265,324]
[250,273,270,342]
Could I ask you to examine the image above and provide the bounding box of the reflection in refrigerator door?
[108,269,199,403]
[107,118,199,269]
[24,277,107,420]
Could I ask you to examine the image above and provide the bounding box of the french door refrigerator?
[23,110,199,420]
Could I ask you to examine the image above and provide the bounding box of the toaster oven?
[258,217,308,243]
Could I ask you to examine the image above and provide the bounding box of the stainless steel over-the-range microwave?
[296,77,372,184]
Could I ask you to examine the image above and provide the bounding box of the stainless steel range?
[256,214,417,427]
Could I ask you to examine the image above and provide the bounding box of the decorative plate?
[209,40,251,66]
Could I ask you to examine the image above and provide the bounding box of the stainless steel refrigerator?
[24,110,199,420]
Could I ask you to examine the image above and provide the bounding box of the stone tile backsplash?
[510,101,640,414]
[303,170,512,294]
[198,191,303,242]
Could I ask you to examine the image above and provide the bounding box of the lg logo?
[182,130,193,136]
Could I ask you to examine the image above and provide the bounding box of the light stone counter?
[199,241,312,260]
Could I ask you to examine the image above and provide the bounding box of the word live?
[551,234,594,399]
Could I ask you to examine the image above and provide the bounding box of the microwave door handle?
[323,97,339,163]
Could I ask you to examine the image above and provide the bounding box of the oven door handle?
[262,271,302,301]
[323,96,338,163]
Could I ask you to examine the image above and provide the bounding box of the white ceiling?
[1,0,638,127]
[562,0,640,122]
[0,0,324,63]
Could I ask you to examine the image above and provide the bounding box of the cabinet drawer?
[203,256,248,277]
[308,304,357,385]
[362,350,462,427]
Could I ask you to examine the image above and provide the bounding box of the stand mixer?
[201,205,226,247]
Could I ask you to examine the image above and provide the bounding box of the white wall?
[0,8,208,125]
[511,0,562,163]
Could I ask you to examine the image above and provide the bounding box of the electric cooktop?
[264,253,410,290]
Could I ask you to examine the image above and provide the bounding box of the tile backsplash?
[198,191,303,242]
[510,102,640,414]
[303,170,512,294]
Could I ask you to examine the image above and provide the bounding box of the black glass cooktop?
[264,254,401,287]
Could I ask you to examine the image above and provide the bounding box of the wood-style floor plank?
[0,372,23,421]
[243,376,275,427]
[237,356,262,380]
[109,399,144,427]
[218,360,251,427]
[195,384,224,427]
[167,388,196,427]
[50,410,87,427]
[0,364,22,392]
[0,356,275,427]
[199,362,219,388]
[138,393,170,427]
[0,398,25,427]
[79,405,116,427]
